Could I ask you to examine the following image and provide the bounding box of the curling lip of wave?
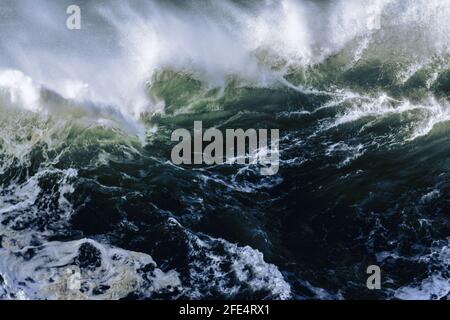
[0,0,421,117]
[0,69,145,137]
[1,0,450,120]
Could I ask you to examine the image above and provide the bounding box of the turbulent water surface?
[1,0,450,300]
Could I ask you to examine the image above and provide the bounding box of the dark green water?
[1,0,450,300]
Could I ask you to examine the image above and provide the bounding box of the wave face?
[1,0,450,300]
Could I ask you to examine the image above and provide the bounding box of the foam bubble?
[0,239,181,300]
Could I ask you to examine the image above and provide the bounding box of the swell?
[2,0,450,300]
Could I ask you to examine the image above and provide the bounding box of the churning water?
[1,0,450,300]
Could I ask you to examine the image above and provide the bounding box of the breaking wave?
[1,0,450,300]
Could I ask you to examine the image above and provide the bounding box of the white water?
[2,0,450,300]
[0,238,182,300]
[2,0,450,120]
[394,240,450,300]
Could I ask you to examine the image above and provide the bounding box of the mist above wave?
[1,0,450,120]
